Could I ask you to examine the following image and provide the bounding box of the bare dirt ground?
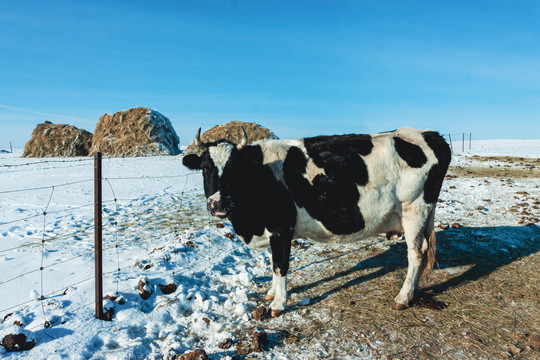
[449,156,539,179]
[234,155,540,360]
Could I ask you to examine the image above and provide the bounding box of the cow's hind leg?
[393,204,435,310]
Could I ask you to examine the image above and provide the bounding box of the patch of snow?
[462,139,540,157]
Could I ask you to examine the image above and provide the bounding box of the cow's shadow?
[287,225,540,307]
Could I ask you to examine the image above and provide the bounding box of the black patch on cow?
[304,134,374,159]
[284,134,373,235]
[218,145,297,251]
[422,131,451,203]
[393,137,427,168]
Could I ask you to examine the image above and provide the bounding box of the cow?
[182,127,451,317]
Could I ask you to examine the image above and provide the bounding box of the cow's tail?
[421,207,437,282]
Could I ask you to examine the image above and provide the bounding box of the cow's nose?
[207,198,222,210]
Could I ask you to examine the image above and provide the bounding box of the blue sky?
[1,0,539,148]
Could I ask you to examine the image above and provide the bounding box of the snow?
[459,139,540,157]
[0,140,538,359]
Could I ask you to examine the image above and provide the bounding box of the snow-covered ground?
[0,140,538,359]
[457,139,540,157]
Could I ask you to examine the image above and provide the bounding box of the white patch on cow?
[266,275,277,299]
[305,159,325,184]
[208,142,234,176]
[255,139,303,185]
[269,273,287,311]
[293,206,333,240]
[237,229,272,251]
[208,191,221,202]
[257,139,302,165]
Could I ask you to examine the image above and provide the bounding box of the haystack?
[184,121,278,155]
[22,121,93,157]
[90,107,180,157]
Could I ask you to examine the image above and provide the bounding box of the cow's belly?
[292,185,403,244]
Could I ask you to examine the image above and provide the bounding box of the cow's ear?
[182,154,202,170]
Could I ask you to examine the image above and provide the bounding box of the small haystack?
[184,121,278,155]
[22,121,93,158]
[90,107,180,157]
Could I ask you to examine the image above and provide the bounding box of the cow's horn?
[239,127,248,148]
[194,128,203,147]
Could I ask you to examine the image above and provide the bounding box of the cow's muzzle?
[207,197,231,218]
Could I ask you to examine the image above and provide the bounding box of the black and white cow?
[182,127,451,316]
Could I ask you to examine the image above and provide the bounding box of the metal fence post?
[94,152,103,320]
[469,133,472,150]
[462,133,465,152]
[448,134,454,154]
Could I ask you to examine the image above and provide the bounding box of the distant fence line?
[442,133,472,154]
[0,155,206,338]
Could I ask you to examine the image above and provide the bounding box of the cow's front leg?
[267,232,292,317]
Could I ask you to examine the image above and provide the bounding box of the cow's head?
[182,128,249,218]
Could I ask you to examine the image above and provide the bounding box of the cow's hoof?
[270,309,283,317]
[392,301,408,311]
[264,294,275,301]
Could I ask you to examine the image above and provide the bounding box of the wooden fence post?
[462,133,465,153]
[469,133,472,150]
[448,134,454,154]
[94,152,103,320]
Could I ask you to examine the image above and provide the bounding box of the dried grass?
[449,166,539,179]
[449,156,539,179]
[22,121,92,157]
[90,107,180,157]
[273,231,540,360]
[183,121,278,155]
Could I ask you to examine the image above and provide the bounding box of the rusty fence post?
[94,152,103,320]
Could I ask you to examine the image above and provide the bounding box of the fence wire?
[0,158,94,168]
[0,179,94,195]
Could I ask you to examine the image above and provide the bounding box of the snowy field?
[0,139,539,359]
[464,139,540,157]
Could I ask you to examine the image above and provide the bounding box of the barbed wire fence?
[0,154,215,344]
